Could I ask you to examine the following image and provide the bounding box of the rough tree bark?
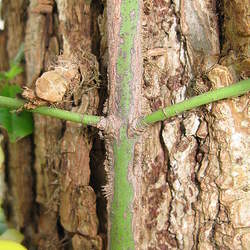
[134,0,249,249]
[0,0,249,249]
[1,0,104,249]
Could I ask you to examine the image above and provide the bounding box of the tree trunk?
[1,0,105,249]
[0,0,249,249]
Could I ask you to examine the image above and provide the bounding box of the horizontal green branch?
[0,79,249,129]
[141,78,250,125]
[0,96,102,126]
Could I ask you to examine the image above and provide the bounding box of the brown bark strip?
[1,0,34,238]
[177,1,220,249]
[203,65,250,249]
[24,0,102,248]
[137,0,220,249]
[56,0,102,249]
[202,1,250,248]
[25,0,48,86]
[106,0,121,114]
[24,1,63,248]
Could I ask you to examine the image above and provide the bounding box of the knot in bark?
[97,115,121,139]
[128,117,149,138]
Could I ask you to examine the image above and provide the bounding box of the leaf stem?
[0,79,249,128]
[13,43,24,64]
[140,79,250,126]
[0,96,102,126]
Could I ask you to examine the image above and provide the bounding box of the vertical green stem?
[107,0,141,249]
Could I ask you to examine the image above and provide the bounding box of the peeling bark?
[202,65,250,250]
[134,0,249,249]
[25,0,102,249]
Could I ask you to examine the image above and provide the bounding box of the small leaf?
[0,84,21,98]
[0,85,34,142]
[0,240,27,250]
[3,64,23,81]
[0,140,5,204]
[0,223,7,235]
[0,208,5,223]
[0,73,5,81]
[9,111,33,142]
[0,229,24,243]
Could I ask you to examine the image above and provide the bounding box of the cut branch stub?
[35,70,70,102]
[35,67,79,103]
[22,56,81,107]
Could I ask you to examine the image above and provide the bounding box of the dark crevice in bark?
[89,1,107,249]
[20,0,29,24]
[25,134,38,240]
[195,217,201,249]
[190,136,203,249]
[216,0,225,53]
[179,120,186,136]
[90,0,104,57]
[89,137,107,248]
[53,3,63,53]
[92,0,107,117]
[210,209,220,249]
[159,122,168,183]
[58,121,66,140]
[193,136,203,193]
[56,219,67,243]
[163,133,178,249]
[2,137,10,218]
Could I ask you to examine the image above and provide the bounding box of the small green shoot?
[0,61,34,142]
[0,64,23,82]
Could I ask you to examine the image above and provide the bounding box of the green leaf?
[0,73,5,82]
[0,223,7,235]
[0,208,5,224]
[0,240,27,250]
[0,85,21,98]
[13,43,25,65]
[0,229,24,243]
[3,64,23,81]
[0,85,34,142]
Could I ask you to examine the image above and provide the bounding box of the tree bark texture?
[0,0,34,236]
[0,0,249,249]
[133,0,249,249]
[1,0,104,249]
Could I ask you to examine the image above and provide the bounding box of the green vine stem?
[13,43,24,64]
[0,79,249,128]
[0,96,102,126]
[140,78,250,126]
[106,0,142,248]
